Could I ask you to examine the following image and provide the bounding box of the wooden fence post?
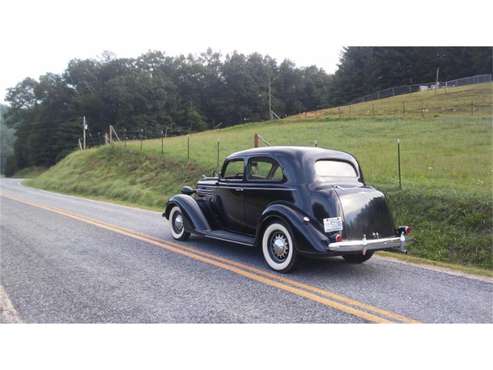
[254,133,260,148]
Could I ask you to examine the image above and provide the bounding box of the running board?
[201,229,256,247]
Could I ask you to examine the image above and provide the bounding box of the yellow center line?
[1,193,419,323]
[144,234,419,323]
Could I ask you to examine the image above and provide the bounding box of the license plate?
[323,217,343,233]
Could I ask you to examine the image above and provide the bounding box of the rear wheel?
[261,221,297,273]
[169,206,191,241]
[343,252,374,264]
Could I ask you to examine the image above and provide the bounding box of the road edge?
[0,285,22,323]
[376,253,493,283]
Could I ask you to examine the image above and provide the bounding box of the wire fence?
[81,125,193,148]
[83,91,492,152]
[350,74,492,104]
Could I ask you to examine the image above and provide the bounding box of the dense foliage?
[331,47,492,104]
[0,104,16,174]
[3,47,491,173]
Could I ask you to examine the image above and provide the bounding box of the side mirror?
[181,186,195,196]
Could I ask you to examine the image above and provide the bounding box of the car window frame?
[245,156,286,183]
[220,158,245,182]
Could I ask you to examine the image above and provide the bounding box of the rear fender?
[164,194,210,233]
[257,204,329,254]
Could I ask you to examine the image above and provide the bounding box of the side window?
[247,157,286,182]
[222,160,244,180]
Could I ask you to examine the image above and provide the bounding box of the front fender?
[257,204,329,254]
[164,194,210,233]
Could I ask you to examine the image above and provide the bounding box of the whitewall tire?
[262,221,297,273]
[169,206,191,241]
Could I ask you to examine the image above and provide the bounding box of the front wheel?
[261,221,297,273]
[169,206,191,241]
[343,252,374,264]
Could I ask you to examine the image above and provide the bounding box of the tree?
[332,47,493,103]
[0,104,16,175]
[4,47,490,172]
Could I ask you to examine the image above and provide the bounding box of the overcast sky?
[1,0,491,104]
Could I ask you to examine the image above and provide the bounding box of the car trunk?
[335,185,396,240]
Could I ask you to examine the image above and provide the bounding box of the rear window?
[314,160,357,178]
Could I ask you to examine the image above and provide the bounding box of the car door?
[243,156,293,235]
[215,158,246,233]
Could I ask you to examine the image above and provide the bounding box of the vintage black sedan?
[163,146,412,273]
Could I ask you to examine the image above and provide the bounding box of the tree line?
[2,47,491,174]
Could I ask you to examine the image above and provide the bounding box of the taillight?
[398,226,412,235]
[335,233,343,242]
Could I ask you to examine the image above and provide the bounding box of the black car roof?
[225,146,363,183]
[226,146,357,163]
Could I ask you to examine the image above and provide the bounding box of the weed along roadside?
[26,83,493,271]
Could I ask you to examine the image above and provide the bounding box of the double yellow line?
[1,193,419,323]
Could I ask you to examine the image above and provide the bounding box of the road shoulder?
[376,253,493,283]
[0,285,22,323]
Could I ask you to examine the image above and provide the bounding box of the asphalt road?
[0,178,492,323]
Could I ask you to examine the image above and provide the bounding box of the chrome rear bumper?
[327,234,411,253]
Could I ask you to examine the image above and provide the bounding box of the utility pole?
[82,116,87,150]
[268,75,273,120]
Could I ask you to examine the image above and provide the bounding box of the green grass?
[28,83,493,270]
[12,166,47,178]
[125,115,492,195]
[294,82,493,119]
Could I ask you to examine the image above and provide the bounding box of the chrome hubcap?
[174,214,183,231]
[271,233,288,259]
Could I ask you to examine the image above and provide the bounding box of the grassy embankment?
[12,166,47,178]
[28,83,493,270]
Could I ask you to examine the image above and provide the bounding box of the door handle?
[234,188,244,192]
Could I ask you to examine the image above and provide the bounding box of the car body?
[163,146,412,272]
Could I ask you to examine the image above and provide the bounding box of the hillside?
[27,83,493,269]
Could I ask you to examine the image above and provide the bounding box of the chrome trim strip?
[241,187,295,191]
[203,233,255,246]
[199,185,295,191]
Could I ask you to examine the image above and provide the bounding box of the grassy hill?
[27,83,493,269]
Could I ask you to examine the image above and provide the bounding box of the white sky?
[1,0,492,104]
